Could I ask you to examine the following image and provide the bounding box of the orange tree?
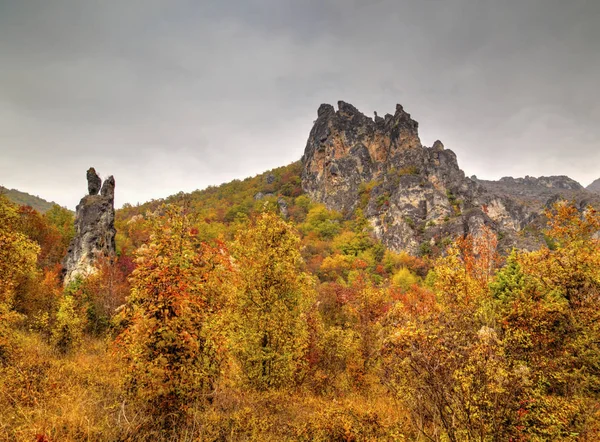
[114,205,232,422]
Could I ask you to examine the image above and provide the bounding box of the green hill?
[0,185,58,213]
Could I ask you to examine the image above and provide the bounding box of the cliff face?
[302,102,423,213]
[301,101,537,254]
[62,168,116,285]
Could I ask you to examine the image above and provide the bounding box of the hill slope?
[587,177,600,194]
[0,185,58,213]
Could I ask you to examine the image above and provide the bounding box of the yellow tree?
[231,212,315,390]
[381,227,526,441]
[0,195,39,360]
[494,203,600,439]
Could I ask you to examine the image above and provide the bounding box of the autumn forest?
[1,162,600,441]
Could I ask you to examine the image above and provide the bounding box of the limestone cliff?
[62,168,116,285]
[301,101,537,254]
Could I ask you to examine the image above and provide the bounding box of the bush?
[52,295,83,354]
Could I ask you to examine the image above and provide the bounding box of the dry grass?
[1,331,412,441]
[0,332,124,441]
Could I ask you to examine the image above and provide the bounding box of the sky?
[1,0,599,209]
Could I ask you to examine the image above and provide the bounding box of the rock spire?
[62,168,116,285]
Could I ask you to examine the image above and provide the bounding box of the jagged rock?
[475,175,600,213]
[265,173,276,184]
[87,167,101,195]
[101,176,115,199]
[63,169,116,285]
[277,197,289,219]
[301,101,539,254]
[254,192,274,201]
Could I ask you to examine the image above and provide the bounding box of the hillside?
[0,185,59,213]
[587,177,600,194]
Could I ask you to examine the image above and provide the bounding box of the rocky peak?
[101,175,115,199]
[302,101,423,214]
[301,101,538,254]
[87,167,102,195]
[63,168,116,285]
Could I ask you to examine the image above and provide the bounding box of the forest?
[1,162,599,441]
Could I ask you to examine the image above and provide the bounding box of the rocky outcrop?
[62,168,116,285]
[87,167,102,195]
[301,101,539,254]
[475,175,600,214]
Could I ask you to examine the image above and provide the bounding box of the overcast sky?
[1,0,599,209]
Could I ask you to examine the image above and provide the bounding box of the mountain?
[0,185,58,213]
[587,178,600,194]
[119,101,598,257]
[301,101,540,253]
[474,175,600,212]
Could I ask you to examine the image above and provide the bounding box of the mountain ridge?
[0,185,60,213]
[301,101,543,253]
[587,177,600,194]
[115,101,599,257]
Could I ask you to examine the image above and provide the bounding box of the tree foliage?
[115,206,232,419]
[230,212,315,390]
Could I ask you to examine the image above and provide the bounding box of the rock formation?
[87,167,102,195]
[474,175,599,213]
[62,168,116,285]
[301,101,540,254]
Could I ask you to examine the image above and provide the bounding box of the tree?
[0,196,40,304]
[381,227,526,441]
[493,203,600,439]
[78,255,130,335]
[115,205,232,421]
[0,195,39,361]
[230,212,315,390]
[52,293,83,354]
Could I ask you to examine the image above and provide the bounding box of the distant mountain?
[587,178,600,194]
[473,175,599,211]
[0,185,58,213]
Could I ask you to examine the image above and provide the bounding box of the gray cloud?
[1,0,599,209]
